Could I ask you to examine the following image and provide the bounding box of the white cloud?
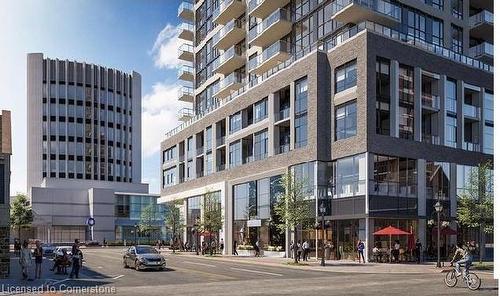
[141,81,187,158]
[150,23,185,69]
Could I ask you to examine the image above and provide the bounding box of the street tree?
[10,193,33,241]
[457,161,493,262]
[202,191,222,255]
[139,204,158,244]
[164,200,184,253]
[274,172,313,263]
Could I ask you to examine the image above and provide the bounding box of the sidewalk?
[161,250,494,277]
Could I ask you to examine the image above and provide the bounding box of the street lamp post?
[194,217,200,256]
[319,202,326,267]
[434,198,443,268]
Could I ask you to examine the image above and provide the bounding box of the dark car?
[123,245,166,271]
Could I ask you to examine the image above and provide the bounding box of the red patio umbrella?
[373,226,411,262]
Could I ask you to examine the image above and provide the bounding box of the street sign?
[247,219,261,227]
[87,217,96,227]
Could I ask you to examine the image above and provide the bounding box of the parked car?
[123,245,166,271]
[41,243,57,257]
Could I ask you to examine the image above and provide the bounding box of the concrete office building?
[27,53,165,243]
[160,0,494,259]
[0,111,12,278]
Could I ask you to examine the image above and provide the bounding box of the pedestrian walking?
[69,240,83,279]
[357,240,365,263]
[19,240,32,280]
[233,240,238,256]
[34,240,43,279]
[220,239,224,254]
[393,240,400,263]
[297,241,303,262]
[289,241,294,259]
[415,239,422,263]
[14,239,21,256]
[254,240,260,257]
[302,240,309,261]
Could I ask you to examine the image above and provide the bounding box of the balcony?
[178,23,194,41]
[332,0,401,27]
[196,147,204,156]
[213,19,245,50]
[216,163,226,172]
[177,108,194,122]
[422,134,440,145]
[178,65,194,82]
[213,0,246,25]
[275,143,290,155]
[421,94,440,110]
[178,44,194,62]
[178,86,194,102]
[213,72,245,99]
[463,104,481,120]
[469,42,493,64]
[463,142,481,152]
[275,107,290,122]
[248,0,290,19]
[248,40,291,76]
[370,180,416,198]
[216,137,226,147]
[248,8,292,48]
[469,10,493,43]
[178,2,194,21]
[212,45,246,75]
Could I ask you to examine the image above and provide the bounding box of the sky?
[0,0,189,195]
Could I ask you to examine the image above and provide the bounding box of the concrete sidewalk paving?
[160,250,494,277]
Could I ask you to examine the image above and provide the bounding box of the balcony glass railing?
[215,72,245,93]
[178,107,194,118]
[469,42,494,58]
[164,21,493,140]
[335,0,401,21]
[213,19,243,45]
[370,180,416,198]
[422,94,440,109]
[179,22,194,33]
[248,40,290,71]
[177,65,194,78]
[463,142,481,152]
[213,0,242,20]
[470,10,494,27]
[463,104,481,118]
[213,45,244,69]
[248,8,290,42]
[216,136,226,146]
[178,2,194,16]
[178,44,194,55]
[422,134,440,145]
[275,143,290,154]
[248,0,264,12]
[275,107,290,121]
[178,86,194,98]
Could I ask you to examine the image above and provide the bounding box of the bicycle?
[444,262,481,291]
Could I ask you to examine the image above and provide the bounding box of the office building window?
[376,57,391,135]
[205,126,212,150]
[163,167,176,188]
[399,64,414,140]
[229,112,242,134]
[451,25,463,53]
[254,129,268,161]
[335,101,357,140]
[445,115,457,148]
[484,91,493,122]
[229,141,242,168]
[294,77,308,148]
[254,99,268,123]
[335,60,357,93]
[483,124,493,155]
[451,0,463,19]
[445,79,457,113]
[187,160,193,179]
[205,152,213,174]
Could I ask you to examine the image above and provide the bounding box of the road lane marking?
[230,267,283,277]
[113,275,124,280]
[182,261,217,267]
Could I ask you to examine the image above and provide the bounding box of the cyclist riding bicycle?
[450,242,473,276]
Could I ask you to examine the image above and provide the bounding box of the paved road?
[42,248,499,295]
